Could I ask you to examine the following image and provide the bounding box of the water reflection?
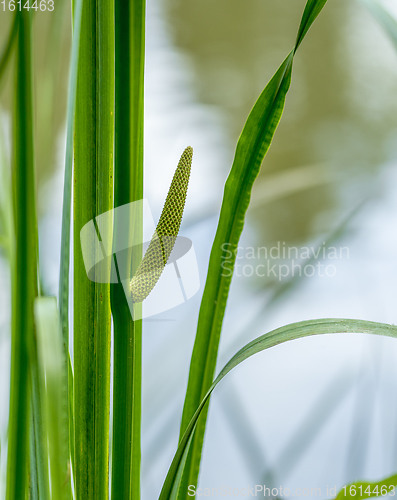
[163,0,397,244]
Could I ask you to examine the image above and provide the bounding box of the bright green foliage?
[110,1,145,499]
[130,146,193,303]
[178,0,330,494]
[161,318,397,499]
[6,11,39,500]
[73,0,114,498]
[58,0,83,480]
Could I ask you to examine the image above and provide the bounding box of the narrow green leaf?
[73,0,113,498]
[334,473,397,500]
[295,0,328,50]
[129,6,145,495]
[1,31,50,499]
[162,319,397,500]
[34,297,69,500]
[95,2,114,498]
[111,1,145,499]
[59,0,83,357]
[179,0,330,493]
[58,0,83,486]
[6,11,38,500]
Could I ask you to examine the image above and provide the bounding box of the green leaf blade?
[178,0,330,494]
[295,0,328,50]
[6,11,39,500]
[110,1,145,499]
[179,49,293,439]
[73,0,113,498]
[58,0,83,485]
[161,319,397,500]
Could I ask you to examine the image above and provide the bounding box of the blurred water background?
[2,0,397,497]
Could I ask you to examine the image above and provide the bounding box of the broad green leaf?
[34,298,69,500]
[161,318,397,500]
[179,0,330,493]
[334,473,397,500]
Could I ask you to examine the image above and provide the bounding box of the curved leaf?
[179,0,331,493]
[162,318,397,500]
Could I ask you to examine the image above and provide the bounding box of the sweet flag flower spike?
[130,146,193,303]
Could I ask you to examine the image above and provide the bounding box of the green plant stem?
[1,14,49,499]
[6,11,38,500]
[111,1,145,499]
[73,0,113,498]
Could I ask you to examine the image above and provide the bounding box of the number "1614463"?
[1,0,54,11]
